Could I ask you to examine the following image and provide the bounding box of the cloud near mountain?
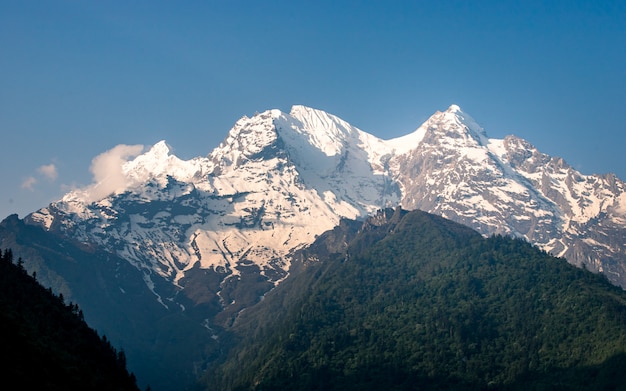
[37,163,58,181]
[76,144,145,203]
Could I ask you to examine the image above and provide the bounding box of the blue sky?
[1,0,625,219]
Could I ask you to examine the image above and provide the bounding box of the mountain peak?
[148,140,171,156]
[209,109,281,167]
[289,104,318,116]
[283,105,362,157]
[124,140,174,177]
[446,104,462,113]
[428,103,487,143]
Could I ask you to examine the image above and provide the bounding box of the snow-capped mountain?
[4,103,625,390]
[394,106,626,281]
[21,104,626,303]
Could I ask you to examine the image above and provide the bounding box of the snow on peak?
[148,140,170,156]
[451,106,486,138]
[124,140,202,183]
[60,141,207,206]
[287,105,361,156]
[422,103,488,145]
[209,109,281,165]
[61,143,145,204]
[54,104,491,210]
[385,105,473,155]
[447,104,462,113]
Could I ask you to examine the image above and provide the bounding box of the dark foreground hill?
[203,208,626,390]
[0,249,140,391]
[0,214,219,391]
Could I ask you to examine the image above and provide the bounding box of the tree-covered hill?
[0,248,140,390]
[203,208,626,390]
[0,214,219,391]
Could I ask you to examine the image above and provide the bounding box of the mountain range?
[2,104,625,389]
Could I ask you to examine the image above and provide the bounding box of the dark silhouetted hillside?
[0,248,140,390]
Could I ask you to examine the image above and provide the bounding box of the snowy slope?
[24,104,626,302]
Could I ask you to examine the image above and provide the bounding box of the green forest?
[0,248,140,390]
[204,209,626,390]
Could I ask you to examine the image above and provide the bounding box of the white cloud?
[37,163,58,181]
[21,176,37,191]
[77,144,145,203]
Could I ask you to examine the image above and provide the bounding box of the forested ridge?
[0,248,140,390]
[203,208,626,390]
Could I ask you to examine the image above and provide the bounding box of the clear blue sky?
[1,0,625,219]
